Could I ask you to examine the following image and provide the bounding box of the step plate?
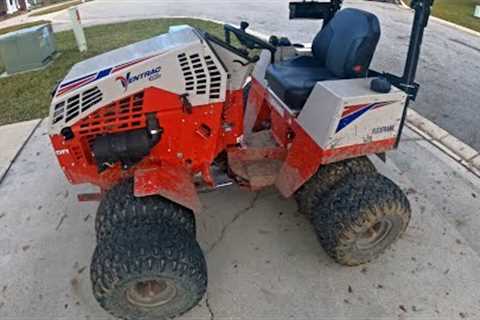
[245,159,283,191]
[228,147,287,190]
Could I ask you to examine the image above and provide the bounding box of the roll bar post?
[392,0,435,147]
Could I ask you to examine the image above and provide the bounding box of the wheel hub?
[356,219,393,250]
[126,279,177,308]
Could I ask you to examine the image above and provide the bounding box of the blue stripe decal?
[60,72,96,88]
[96,67,112,80]
[335,101,396,133]
[336,105,372,133]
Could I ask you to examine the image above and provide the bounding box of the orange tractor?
[49,1,434,319]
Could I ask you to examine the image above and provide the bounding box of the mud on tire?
[91,223,207,320]
[295,157,376,216]
[312,173,411,266]
[95,179,196,241]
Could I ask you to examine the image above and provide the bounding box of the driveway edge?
[406,109,480,177]
[0,119,43,184]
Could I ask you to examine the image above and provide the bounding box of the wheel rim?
[356,219,393,250]
[126,279,177,308]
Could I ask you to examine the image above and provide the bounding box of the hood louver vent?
[52,86,103,125]
[204,55,221,99]
[178,52,222,100]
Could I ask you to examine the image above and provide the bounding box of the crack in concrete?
[205,294,215,320]
[55,214,68,231]
[206,192,260,255]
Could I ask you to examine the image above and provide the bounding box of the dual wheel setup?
[90,157,411,320]
[91,181,205,320]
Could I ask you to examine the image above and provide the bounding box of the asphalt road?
[40,0,480,151]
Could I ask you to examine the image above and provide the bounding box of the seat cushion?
[265,56,338,111]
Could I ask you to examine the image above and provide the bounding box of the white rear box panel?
[297,78,408,149]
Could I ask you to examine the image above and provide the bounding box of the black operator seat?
[265,8,381,111]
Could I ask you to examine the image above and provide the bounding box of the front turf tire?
[95,179,196,241]
[91,224,207,320]
[311,173,411,266]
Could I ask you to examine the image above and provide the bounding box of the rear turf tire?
[311,173,411,266]
[295,157,376,216]
[91,223,207,320]
[95,179,196,241]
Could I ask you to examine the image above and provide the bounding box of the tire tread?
[296,157,376,215]
[311,173,411,266]
[95,180,196,241]
[91,224,207,320]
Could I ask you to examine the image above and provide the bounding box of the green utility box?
[0,23,57,75]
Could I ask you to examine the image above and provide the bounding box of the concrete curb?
[406,109,480,177]
[430,16,480,38]
[398,0,480,37]
[398,0,410,9]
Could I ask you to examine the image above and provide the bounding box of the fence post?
[68,6,88,52]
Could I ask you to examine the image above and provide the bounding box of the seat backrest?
[311,8,381,78]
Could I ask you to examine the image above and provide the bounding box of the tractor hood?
[62,25,202,85]
[49,24,229,135]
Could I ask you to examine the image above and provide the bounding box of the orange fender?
[134,162,201,213]
[275,122,323,198]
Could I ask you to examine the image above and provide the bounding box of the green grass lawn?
[406,0,480,32]
[0,18,223,125]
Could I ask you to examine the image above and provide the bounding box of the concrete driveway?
[17,0,477,152]
[1,120,480,320]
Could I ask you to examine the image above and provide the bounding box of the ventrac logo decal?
[116,66,162,91]
[372,125,396,135]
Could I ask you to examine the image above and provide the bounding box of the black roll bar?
[391,0,434,147]
[403,0,434,95]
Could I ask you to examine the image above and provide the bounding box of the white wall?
[3,0,31,14]
[5,0,19,14]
